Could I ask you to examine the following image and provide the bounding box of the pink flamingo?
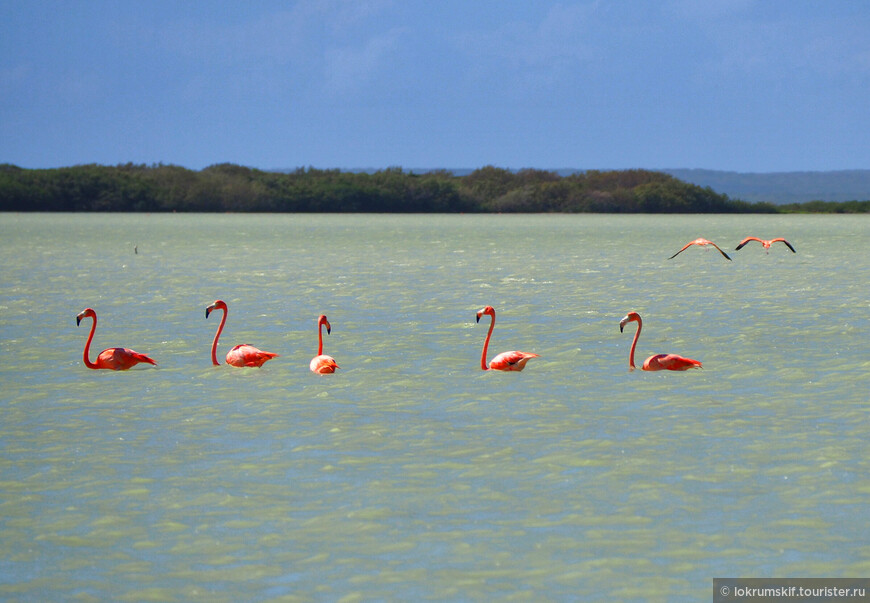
[205,300,279,368]
[310,314,339,374]
[76,308,157,370]
[735,237,796,253]
[476,306,539,371]
[668,238,731,261]
[619,311,702,371]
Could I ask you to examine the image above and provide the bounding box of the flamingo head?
[619,311,641,332]
[206,299,227,319]
[76,308,96,326]
[476,306,496,323]
[317,314,331,334]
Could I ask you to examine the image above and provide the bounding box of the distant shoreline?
[1,164,868,213]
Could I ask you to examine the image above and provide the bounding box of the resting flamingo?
[619,311,702,371]
[310,314,339,374]
[475,305,539,371]
[205,300,279,367]
[76,308,157,370]
[735,237,796,253]
[668,238,731,261]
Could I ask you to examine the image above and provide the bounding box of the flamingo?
[668,238,731,261]
[475,305,539,371]
[205,300,279,368]
[735,237,796,253]
[619,311,702,371]
[310,314,339,374]
[76,308,157,370]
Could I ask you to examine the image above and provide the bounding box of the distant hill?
[661,169,870,204]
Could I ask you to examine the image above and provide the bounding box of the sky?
[2,0,870,173]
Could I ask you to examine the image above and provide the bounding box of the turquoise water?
[1,213,868,600]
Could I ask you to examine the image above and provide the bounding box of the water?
[1,213,868,601]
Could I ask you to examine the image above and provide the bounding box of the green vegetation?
[0,163,864,213]
[777,200,870,213]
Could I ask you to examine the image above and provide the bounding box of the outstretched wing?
[735,237,762,251]
[668,242,695,259]
[772,238,796,253]
[709,242,732,261]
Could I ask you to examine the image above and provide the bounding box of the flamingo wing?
[668,242,695,259]
[96,347,157,370]
[226,344,279,368]
[709,242,732,261]
[489,350,540,372]
[772,238,796,252]
[735,237,763,251]
[643,353,702,371]
[310,354,339,374]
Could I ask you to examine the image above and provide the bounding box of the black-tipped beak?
[76,316,82,326]
[205,308,211,319]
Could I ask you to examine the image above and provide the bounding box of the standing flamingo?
[619,311,701,371]
[475,306,539,371]
[668,238,731,261]
[735,237,796,253]
[310,314,339,374]
[76,308,157,370]
[205,300,279,368]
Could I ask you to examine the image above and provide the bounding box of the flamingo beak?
[476,313,481,323]
[205,308,212,318]
[76,315,82,326]
[619,316,629,332]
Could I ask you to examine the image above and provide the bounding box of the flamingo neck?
[82,316,99,369]
[480,315,495,371]
[628,317,641,369]
[317,323,324,356]
[211,308,227,366]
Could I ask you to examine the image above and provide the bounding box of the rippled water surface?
[1,213,868,600]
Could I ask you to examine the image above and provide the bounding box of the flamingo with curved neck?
[310,314,339,374]
[76,307,157,370]
[206,300,279,368]
[619,311,701,371]
[475,305,539,371]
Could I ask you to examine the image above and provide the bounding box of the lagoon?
[1,212,868,600]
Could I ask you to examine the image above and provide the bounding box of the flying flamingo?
[475,305,539,371]
[668,238,731,261]
[205,300,279,368]
[735,237,796,253]
[76,308,157,370]
[619,311,702,371]
[310,314,339,374]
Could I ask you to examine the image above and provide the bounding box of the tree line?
[1,163,865,213]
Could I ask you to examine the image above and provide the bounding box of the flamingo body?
[735,237,795,253]
[225,344,280,368]
[310,355,339,374]
[641,353,702,371]
[619,311,701,372]
[487,350,540,372]
[206,300,278,368]
[476,306,539,372]
[669,238,731,261]
[310,314,339,374]
[76,308,156,370]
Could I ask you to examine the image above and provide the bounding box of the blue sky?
[2,1,870,172]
